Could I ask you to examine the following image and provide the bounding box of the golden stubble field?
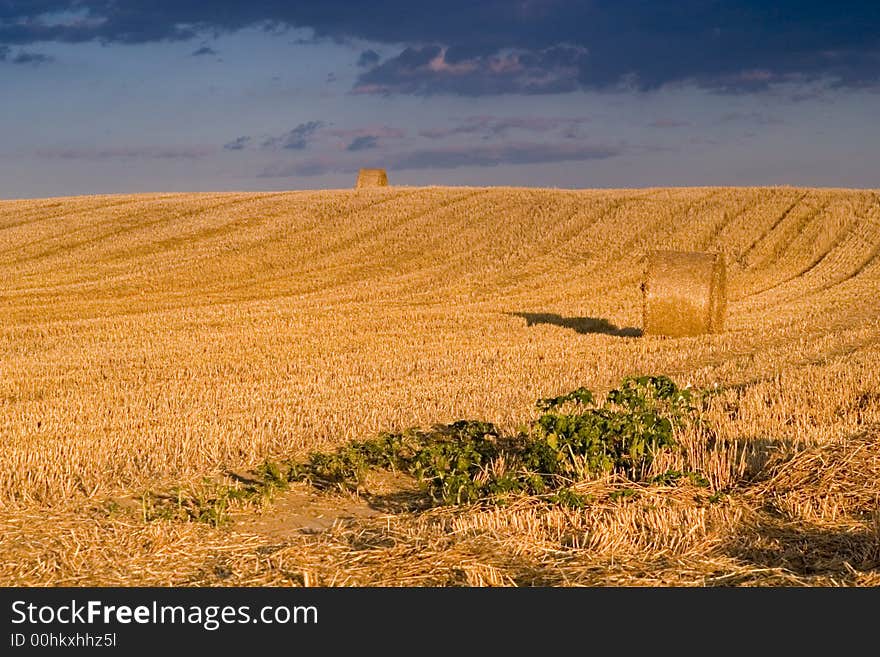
[1,185,879,586]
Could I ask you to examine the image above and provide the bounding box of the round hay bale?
[642,251,727,337]
[355,168,389,188]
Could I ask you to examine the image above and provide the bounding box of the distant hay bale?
[355,168,389,188]
[642,250,727,337]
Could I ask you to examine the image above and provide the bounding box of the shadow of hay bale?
[511,312,642,337]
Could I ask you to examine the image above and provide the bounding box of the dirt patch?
[230,471,425,540]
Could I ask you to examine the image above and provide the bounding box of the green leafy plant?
[293,375,706,507]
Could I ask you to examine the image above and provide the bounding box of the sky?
[1,1,879,198]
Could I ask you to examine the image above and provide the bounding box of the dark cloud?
[0,46,53,65]
[229,125,400,155]
[346,135,379,151]
[223,136,252,151]
[357,49,380,67]
[13,51,53,64]
[353,45,586,96]
[260,140,622,177]
[262,121,324,150]
[191,45,217,57]
[2,2,879,93]
[420,116,590,140]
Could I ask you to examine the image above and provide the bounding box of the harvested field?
[1,185,879,586]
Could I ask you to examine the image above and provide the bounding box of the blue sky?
[1,2,879,198]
